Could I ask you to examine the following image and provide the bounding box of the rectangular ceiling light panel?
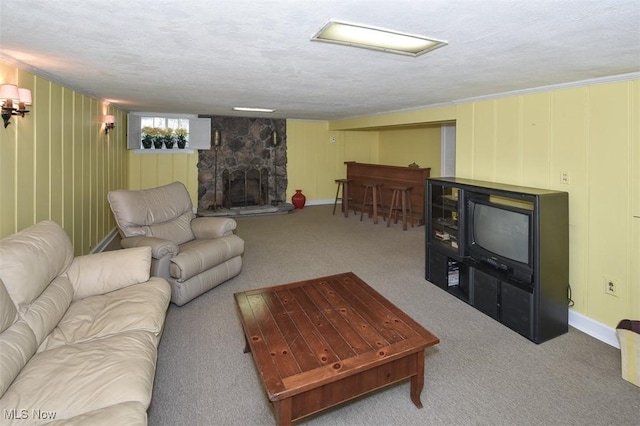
[233,107,276,113]
[311,21,447,57]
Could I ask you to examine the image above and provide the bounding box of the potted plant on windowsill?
[141,126,154,149]
[175,128,188,149]
[150,127,164,149]
[162,128,175,149]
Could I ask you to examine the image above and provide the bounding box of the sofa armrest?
[121,236,179,258]
[191,216,237,239]
[65,246,153,300]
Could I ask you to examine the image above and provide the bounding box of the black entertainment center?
[425,177,569,343]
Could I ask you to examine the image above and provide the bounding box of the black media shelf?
[425,177,569,344]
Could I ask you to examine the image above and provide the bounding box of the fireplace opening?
[222,168,269,208]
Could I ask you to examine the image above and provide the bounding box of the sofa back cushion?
[0,279,17,334]
[0,278,38,398]
[108,181,196,245]
[65,246,152,301]
[0,220,74,314]
[0,277,73,396]
[0,221,75,398]
[26,275,74,346]
[0,318,38,398]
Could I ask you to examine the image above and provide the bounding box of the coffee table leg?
[410,351,425,409]
[273,398,292,426]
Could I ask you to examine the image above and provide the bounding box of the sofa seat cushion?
[170,234,244,282]
[39,278,170,352]
[45,401,147,426]
[0,330,158,424]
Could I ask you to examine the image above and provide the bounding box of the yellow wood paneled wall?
[286,120,331,201]
[0,61,127,255]
[378,126,442,176]
[341,129,379,166]
[456,80,639,327]
[126,150,199,206]
[330,105,456,130]
[286,120,379,202]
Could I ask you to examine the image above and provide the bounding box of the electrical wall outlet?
[604,276,618,297]
[560,170,570,184]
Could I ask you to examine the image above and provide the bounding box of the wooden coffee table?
[234,272,439,425]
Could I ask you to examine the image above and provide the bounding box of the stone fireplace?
[197,115,288,214]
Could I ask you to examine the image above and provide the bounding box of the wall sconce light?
[100,115,116,134]
[0,84,32,128]
[271,130,279,146]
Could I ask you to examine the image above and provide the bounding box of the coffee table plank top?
[328,277,420,343]
[277,289,341,366]
[293,283,379,354]
[234,272,439,402]
[261,291,322,372]
[235,292,296,392]
[281,287,357,361]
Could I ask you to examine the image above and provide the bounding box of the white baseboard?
[91,227,119,254]
[305,199,334,206]
[569,310,620,348]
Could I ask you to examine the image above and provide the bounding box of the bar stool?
[387,185,413,231]
[333,179,353,217]
[360,183,384,224]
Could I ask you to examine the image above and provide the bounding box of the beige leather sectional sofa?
[0,220,171,425]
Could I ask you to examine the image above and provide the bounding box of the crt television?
[467,196,534,284]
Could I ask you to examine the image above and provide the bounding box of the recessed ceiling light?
[233,107,276,113]
[311,20,447,57]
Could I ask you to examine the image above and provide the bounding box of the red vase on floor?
[292,189,306,209]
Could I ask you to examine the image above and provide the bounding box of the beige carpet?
[148,204,639,425]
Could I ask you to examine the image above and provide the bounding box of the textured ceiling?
[1,1,639,120]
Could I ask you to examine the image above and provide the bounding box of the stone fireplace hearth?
[197,115,291,217]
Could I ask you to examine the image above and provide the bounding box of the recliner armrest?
[191,216,238,239]
[121,236,179,259]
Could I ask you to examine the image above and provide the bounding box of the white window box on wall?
[128,112,211,152]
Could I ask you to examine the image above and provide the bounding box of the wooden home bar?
[344,161,431,226]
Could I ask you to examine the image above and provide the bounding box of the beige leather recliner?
[107,181,244,306]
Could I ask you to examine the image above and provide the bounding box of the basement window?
[127,112,211,152]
